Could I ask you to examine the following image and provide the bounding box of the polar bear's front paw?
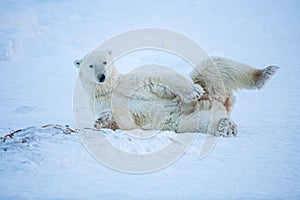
[94,113,113,129]
[215,117,238,137]
[187,84,205,103]
[256,65,279,89]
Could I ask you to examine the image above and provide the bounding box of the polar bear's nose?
[98,74,106,83]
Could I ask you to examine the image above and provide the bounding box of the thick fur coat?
[75,49,278,136]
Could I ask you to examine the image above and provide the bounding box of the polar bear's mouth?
[98,74,106,83]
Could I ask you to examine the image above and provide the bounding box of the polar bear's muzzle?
[97,74,106,83]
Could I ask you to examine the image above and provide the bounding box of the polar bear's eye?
[103,61,107,65]
[89,65,94,68]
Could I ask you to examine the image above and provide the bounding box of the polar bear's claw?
[215,117,238,137]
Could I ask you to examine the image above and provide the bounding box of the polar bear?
[74,49,204,131]
[74,49,278,136]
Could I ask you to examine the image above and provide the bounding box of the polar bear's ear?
[74,59,82,68]
[106,49,113,56]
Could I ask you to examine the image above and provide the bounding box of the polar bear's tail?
[190,57,279,96]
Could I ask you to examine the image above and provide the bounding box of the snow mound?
[0,124,178,166]
[0,125,77,171]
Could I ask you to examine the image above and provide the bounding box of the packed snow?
[0,0,300,199]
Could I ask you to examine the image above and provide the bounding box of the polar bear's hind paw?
[215,117,238,137]
[256,65,279,89]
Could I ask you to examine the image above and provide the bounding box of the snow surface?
[0,0,300,199]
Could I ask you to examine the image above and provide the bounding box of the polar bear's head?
[74,49,114,84]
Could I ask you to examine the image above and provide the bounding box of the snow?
[0,0,300,199]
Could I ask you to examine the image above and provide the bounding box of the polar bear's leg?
[142,66,205,104]
[120,65,205,107]
[176,100,236,136]
[191,57,279,94]
[175,109,212,133]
